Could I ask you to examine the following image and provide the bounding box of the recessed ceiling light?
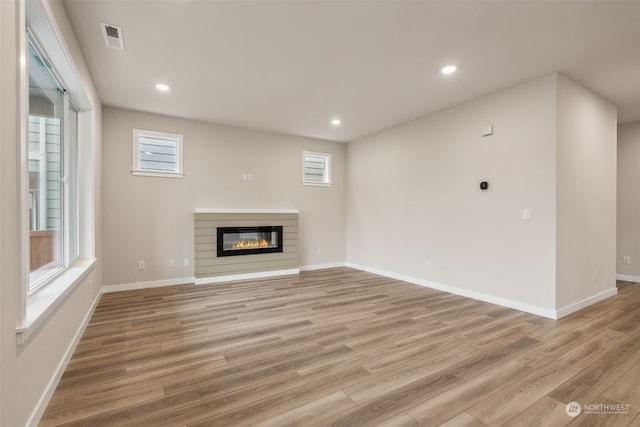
[331,119,341,126]
[155,83,171,92]
[441,65,457,75]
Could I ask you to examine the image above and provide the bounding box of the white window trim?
[132,128,184,178]
[18,258,97,345]
[301,150,332,187]
[17,0,98,345]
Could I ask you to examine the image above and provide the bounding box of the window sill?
[131,170,184,179]
[301,181,332,187]
[16,258,97,345]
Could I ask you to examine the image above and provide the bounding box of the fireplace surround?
[194,209,299,283]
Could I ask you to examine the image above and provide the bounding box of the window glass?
[138,134,178,172]
[28,41,65,289]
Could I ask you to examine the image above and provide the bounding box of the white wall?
[101,107,346,286]
[555,74,617,311]
[346,75,559,314]
[346,73,618,317]
[0,1,102,426]
[617,121,640,280]
[0,1,9,422]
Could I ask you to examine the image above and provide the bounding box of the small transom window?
[302,151,332,187]
[132,128,183,178]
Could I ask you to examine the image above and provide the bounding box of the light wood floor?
[40,268,640,426]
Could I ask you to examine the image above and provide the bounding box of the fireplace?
[217,226,283,257]
[194,209,298,282]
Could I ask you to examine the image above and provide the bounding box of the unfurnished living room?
[2,0,640,426]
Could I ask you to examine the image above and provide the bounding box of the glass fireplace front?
[217,226,283,257]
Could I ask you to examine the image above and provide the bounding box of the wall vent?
[100,23,124,50]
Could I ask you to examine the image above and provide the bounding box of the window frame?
[26,35,81,294]
[17,0,98,345]
[301,150,332,187]
[131,128,184,178]
[64,97,80,265]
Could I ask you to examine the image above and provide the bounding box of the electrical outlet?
[623,256,631,265]
[592,270,597,282]
[169,259,175,268]
[317,248,323,255]
[138,261,145,270]
[184,258,190,267]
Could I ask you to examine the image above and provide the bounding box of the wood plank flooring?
[40,268,640,426]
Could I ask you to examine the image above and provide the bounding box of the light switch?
[482,125,493,137]
[522,209,531,220]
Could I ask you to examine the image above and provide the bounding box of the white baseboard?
[616,274,640,283]
[345,262,558,319]
[195,268,300,285]
[27,287,103,427]
[555,287,619,318]
[102,276,195,293]
[300,262,346,271]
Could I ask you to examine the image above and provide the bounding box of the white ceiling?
[62,0,640,143]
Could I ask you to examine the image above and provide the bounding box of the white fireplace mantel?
[194,208,299,214]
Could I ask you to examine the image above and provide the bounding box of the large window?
[27,38,79,292]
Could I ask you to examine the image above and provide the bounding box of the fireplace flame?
[231,238,270,250]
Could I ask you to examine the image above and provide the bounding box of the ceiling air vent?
[100,23,124,50]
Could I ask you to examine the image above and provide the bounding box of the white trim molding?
[616,274,640,283]
[102,276,195,293]
[345,262,558,319]
[300,262,346,271]
[195,268,300,285]
[194,208,299,214]
[555,287,619,319]
[17,258,97,345]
